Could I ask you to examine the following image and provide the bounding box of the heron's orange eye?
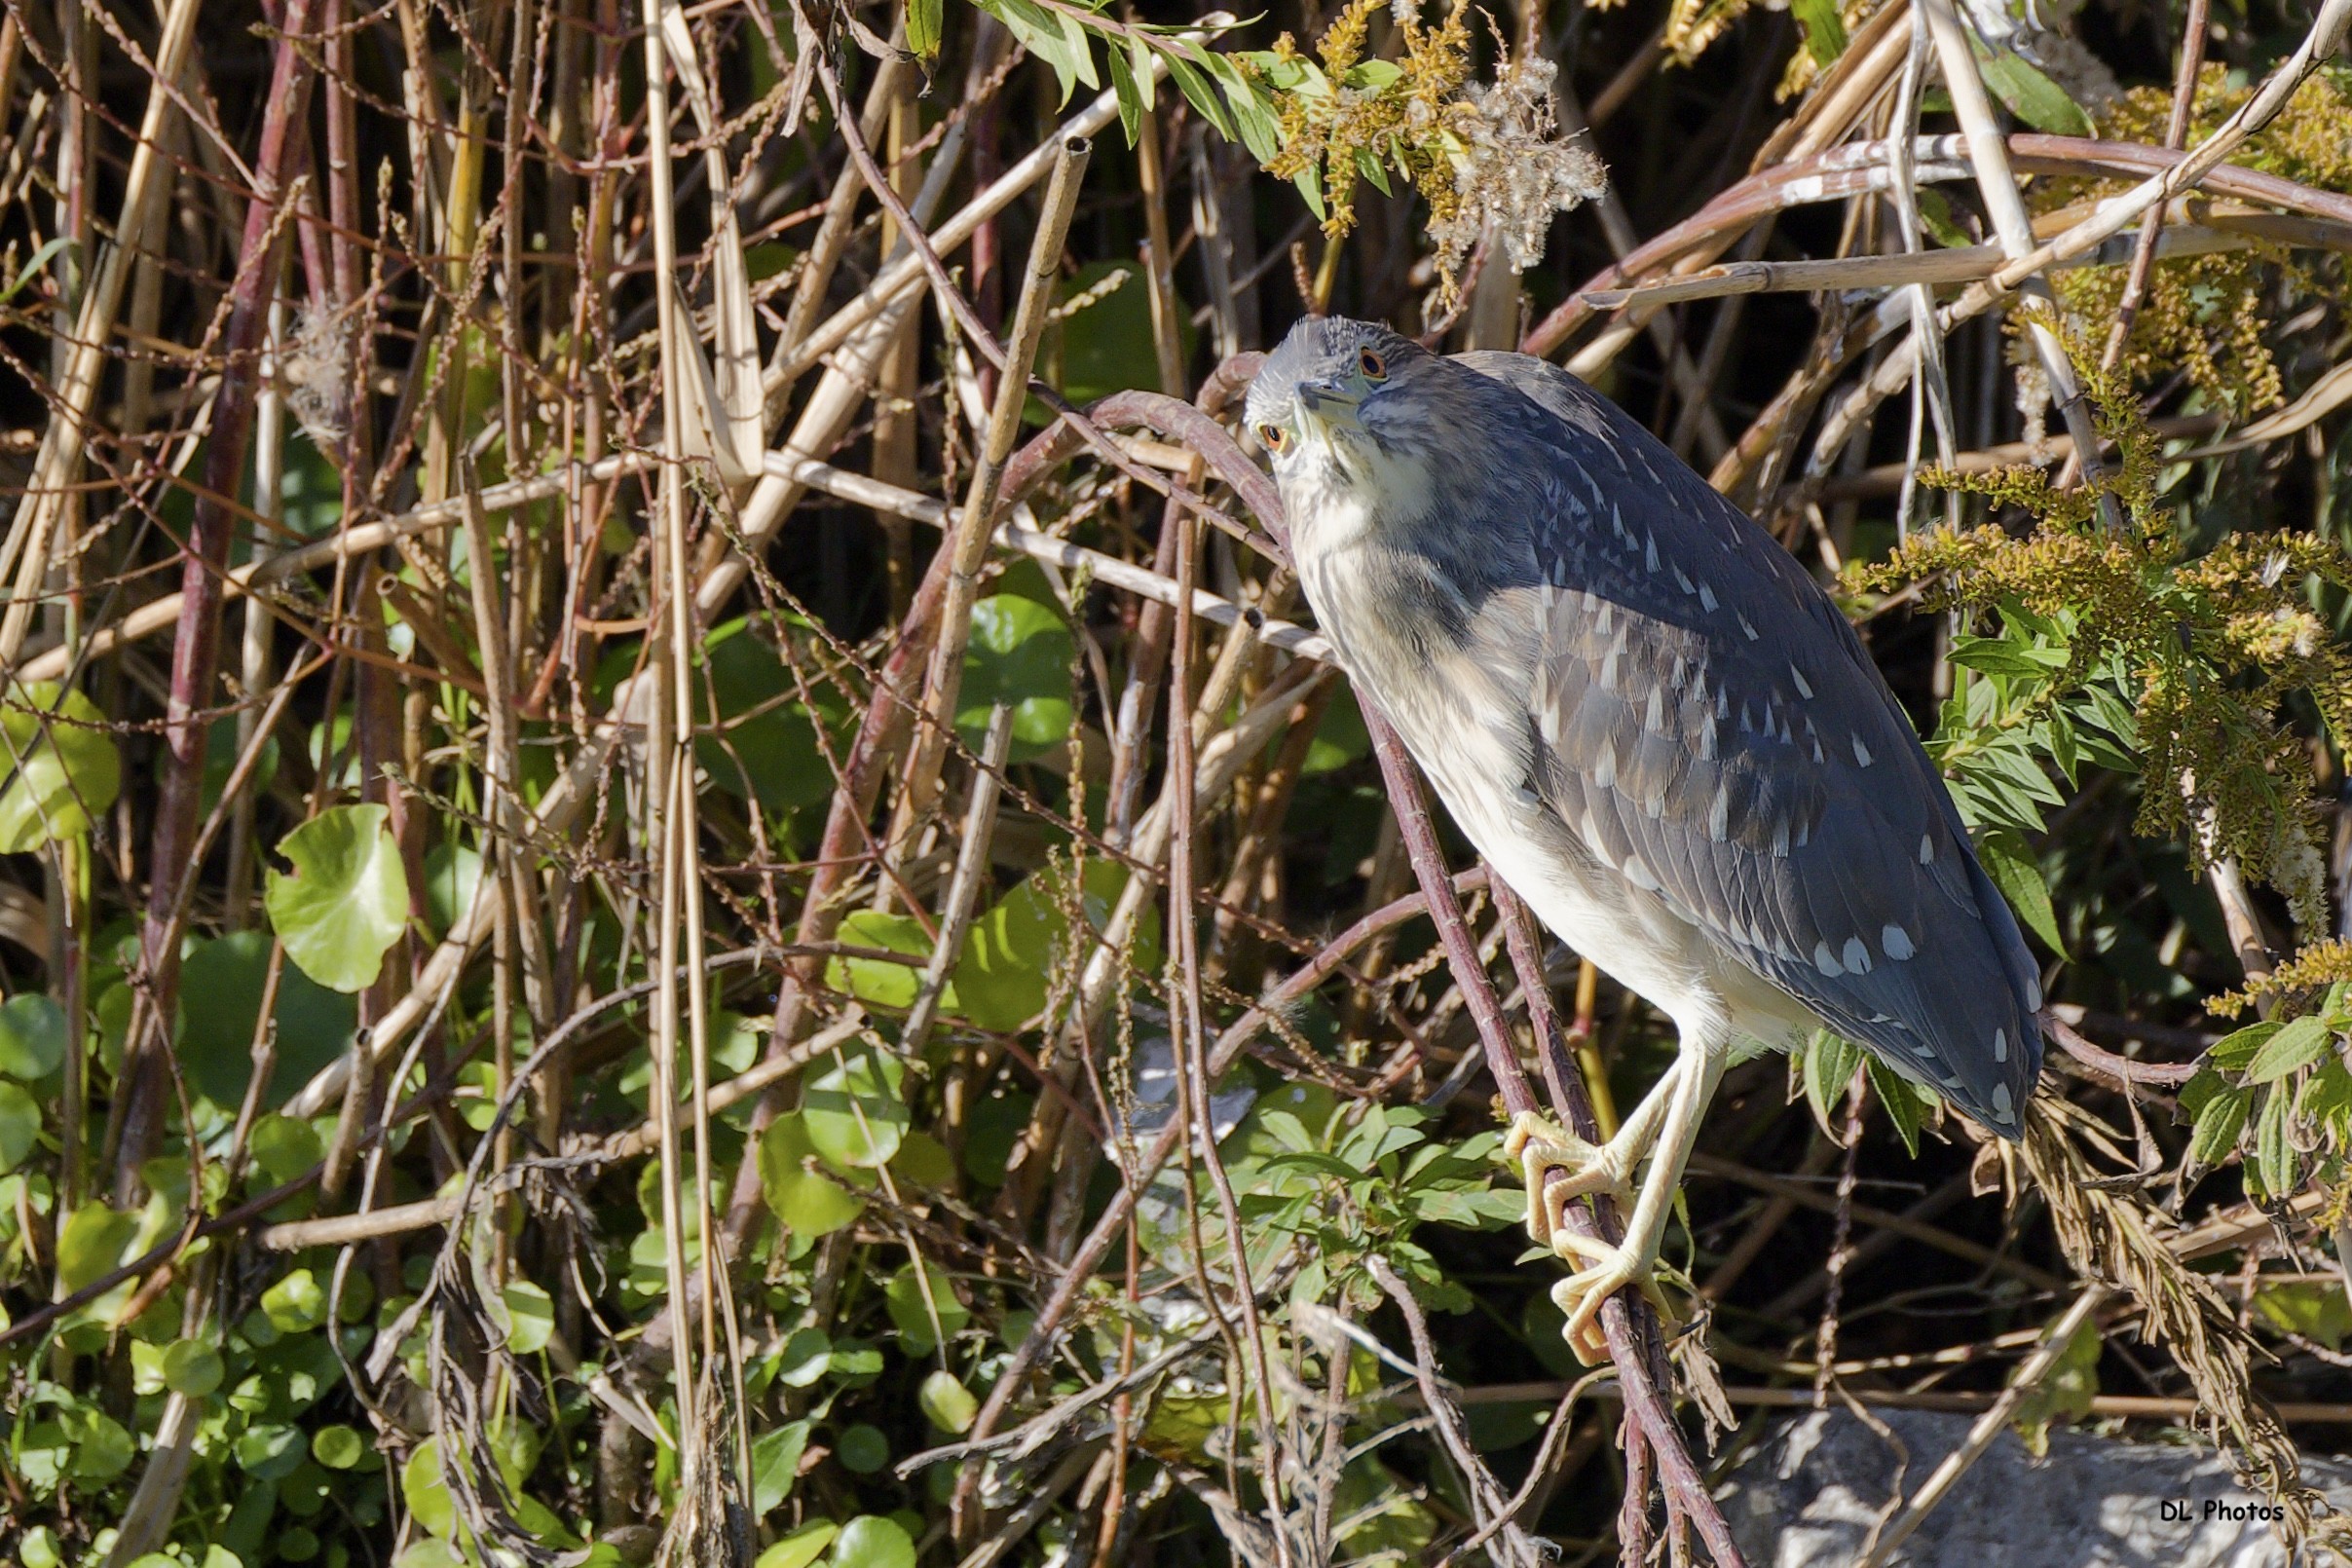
[1258,423,1288,452]
[1359,348,1388,380]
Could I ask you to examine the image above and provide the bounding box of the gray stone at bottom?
[1713,1407,2352,1567]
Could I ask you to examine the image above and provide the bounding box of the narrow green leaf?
[1804,1029,1863,1131]
[907,0,944,60]
[1975,48,2096,136]
[1976,830,2066,953]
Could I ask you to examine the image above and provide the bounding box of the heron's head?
[1245,317,1453,519]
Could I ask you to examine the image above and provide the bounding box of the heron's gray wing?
[1454,350,2042,1135]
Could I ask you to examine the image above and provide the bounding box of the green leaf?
[759,1110,870,1238]
[907,0,943,60]
[176,932,358,1110]
[264,803,410,992]
[803,1045,908,1169]
[2245,1015,2332,1083]
[828,1515,915,1568]
[313,1424,368,1470]
[403,1440,458,1537]
[502,1280,555,1355]
[235,1421,308,1480]
[754,1521,838,1568]
[1791,0,1848,65]
[884,1258,971,1355]
[696,616,846,814]
[0,1078,38,1173]
[0,682,122,851]
[2007,1313,2101,1456]
[2255,1086,2297,1198]
[2187,1082,2253,1166]
[162,1338,225,1398]
[919,1369,979,1434]
[751,1420,810,1515]
[1865,1055,1937,1157]
[1974,47,2096,136]
[954,859,1159,1031]
[56,1203,137,1292]
[823,909,934,1014]
[2209,1020,2281,1073]
[836,1425,891,1475]
[1803,1029,1862,1130]
[959,593,1074,756]
[1975,830,2065,953]
[0,993,65,1080]
[1106,38,1143,145]
[1164,45,1235,141]
[776,1325,833,1388]
[263,1267,328,1333]
[2254,1280,2352,1350]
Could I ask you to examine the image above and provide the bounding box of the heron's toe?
[1549,1248,1674,1366]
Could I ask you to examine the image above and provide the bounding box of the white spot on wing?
[1882,924,1915,961]
[1991,1081,2014,1121]
[1842,936,1871,974]
[1992,1027,2008,1064]
[1812,941,1843,977]
[1852,735,1874,767]
[1699,581,1718,612]
[1789,664,1814,699]
[1708,785,1730,841]
[1738,613,1760,641]
[1919,835,1934,865]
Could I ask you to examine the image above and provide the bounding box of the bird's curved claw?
[1501,1110,1635,1250]
[1547,1239,1678,1366]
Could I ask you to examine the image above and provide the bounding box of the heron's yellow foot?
[1546,1237,1676,1365]
[1501,1111,1635,1252]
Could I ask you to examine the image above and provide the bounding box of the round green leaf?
[19,1527,61,1568]
[56,1203,137,1292]
[71,1410,134,1480]
[403,1440,457,1537]
[918,1369,978,1435]
[827,1514,915,1568]
[0,682,122,852]
[263,803,411,992]
[696,617,846,814]
[502,1281,555,1355]
[758,1112,869,1238]
[235,1421,308,1479]
[957,594,1074,756]
[835,1426,891,1475]
[953,860,1157,1031]
[162,1337,225,1398]
[263,1267,328,1333]
[0,993,66,1080]
[884,1260,970,1356]
[801,1047,907,1170]
[176,931,358,1109]
[313,1424,368,1470]
[821,910,934,1015]
[0,1079,39,1173]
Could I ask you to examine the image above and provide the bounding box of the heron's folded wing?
[1456,352,2043,1134]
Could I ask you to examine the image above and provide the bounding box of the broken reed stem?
[905,132,1092,824]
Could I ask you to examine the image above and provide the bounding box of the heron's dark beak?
[1296,378,1365,440]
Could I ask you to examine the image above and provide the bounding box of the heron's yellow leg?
[1502,1062,1680,1252]
[1546,1036,1729,1364]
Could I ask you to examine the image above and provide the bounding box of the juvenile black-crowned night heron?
[1246,317,2044,1362]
